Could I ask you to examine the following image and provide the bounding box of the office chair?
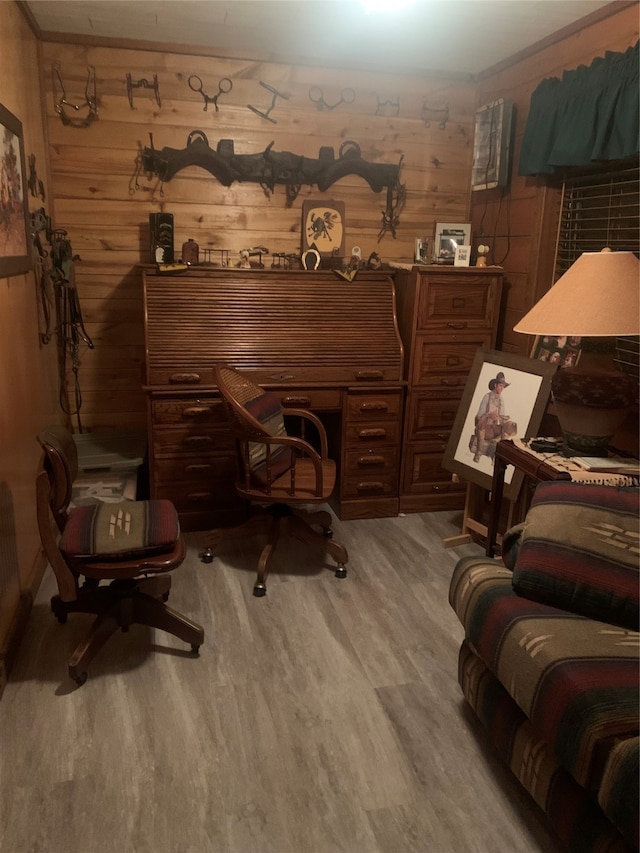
[209,364,348,596]
[36,425,204,685]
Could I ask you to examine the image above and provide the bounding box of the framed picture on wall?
[442,349,555,501]
[471,98,515,191]
[0,102,31,278]
[301,200,345,259]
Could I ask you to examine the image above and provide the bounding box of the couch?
[449,481,639,853]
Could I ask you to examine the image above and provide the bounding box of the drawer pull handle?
[183,406,212,418]
[432,484,452,493]
[446,322,467,330]
[185,463,213,473]
[184,435,214,446]
[356,481,384,493]
[355,370,383,381]
[169,372,201,384]
[282,396,311,407]
[358,428,387,440]
[440,379,460,386]
[357,455,385,467]
[446,356,461,366]
[359,402,388,412]
[187,492,213,502]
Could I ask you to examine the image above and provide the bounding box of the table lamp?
[514,249,639,456]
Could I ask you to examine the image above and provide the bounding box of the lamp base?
[551,368,636,457]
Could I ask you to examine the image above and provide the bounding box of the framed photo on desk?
[443,349,555,501]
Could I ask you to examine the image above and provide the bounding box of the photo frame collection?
[0,102,31,278]
[531,334,583,369]
[442,349,555,502]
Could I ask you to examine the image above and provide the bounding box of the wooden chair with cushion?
[36,425,204,686]
[209,364,348,596]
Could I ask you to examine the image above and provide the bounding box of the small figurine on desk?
[237,249,251,269]
[476,244,490,267]
[367,251,382,270]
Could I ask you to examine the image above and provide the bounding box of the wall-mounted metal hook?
[247,81,289,124]
[52,62,98,128]
[309,86,355,111]
[126,73,161,109]
[188,75,232,112]
[376,96,400,117]
[422,99,449,129]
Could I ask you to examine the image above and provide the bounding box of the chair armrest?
[281,407,328,457]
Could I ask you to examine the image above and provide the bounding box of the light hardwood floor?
[0,510,560,853]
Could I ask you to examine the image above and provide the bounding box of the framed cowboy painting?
[443,349,555,501]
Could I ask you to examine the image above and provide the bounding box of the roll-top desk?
[142,267,405,531]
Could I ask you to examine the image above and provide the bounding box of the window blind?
[554,160,639,275]
[554,159,639,377]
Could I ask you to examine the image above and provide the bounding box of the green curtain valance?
[518,41,639,176]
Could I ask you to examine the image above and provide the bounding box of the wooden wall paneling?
[40,39,477,432]
[0,2,60,695]
[471,4,638,359]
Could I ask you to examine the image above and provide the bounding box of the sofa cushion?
[244,391,292,485]
[511,482,639,630]
[61,499,180,560]
[458,641,636,853]
[450,555,639,847]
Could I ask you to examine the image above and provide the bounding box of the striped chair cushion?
[244,391,292,485]
[450,556,639,848]
[511,482,639,630]
[60,499,180,560]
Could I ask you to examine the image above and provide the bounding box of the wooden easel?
[442,479,517,552]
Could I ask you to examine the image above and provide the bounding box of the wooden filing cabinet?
[394,266,503,512]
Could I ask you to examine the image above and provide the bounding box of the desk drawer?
[341,474,398,498]
[154,454,236,484]
[345,421,401,445]
[416,277,500,330]
[152,397,226,425]
[406,394,462,440]
[345,447,398,476]
[402,445,467,495]
[412,334,492,386]
[148,366,215,386]
[346,391,402,422]
[152,425,234,456]
[277,389,342,410]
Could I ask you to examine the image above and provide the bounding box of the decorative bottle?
[182,238,199,265]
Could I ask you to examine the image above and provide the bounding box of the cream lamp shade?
[514,249,640,337]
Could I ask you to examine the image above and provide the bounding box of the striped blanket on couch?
[450,483,639,852]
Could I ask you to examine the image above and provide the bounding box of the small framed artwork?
[531,334,582,369]
[414,237,432,264]
[442,349,555,501]
[454,244,471,266]
[0,102,31,278]
[301,200,345,259]
[434,222,471,265]
[471,98,515,191]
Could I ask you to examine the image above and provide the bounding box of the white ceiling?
[24,0,617,77]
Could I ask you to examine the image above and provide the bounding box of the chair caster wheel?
[253,584,267,597]
[323,528,334,539]
[335,565,347,579]
[55,613,68,624]
[162,592,170,602]
[200,548,214,564]
[73,672,87,686]
[191,645,200,656]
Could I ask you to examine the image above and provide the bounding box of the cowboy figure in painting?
[472,371,514,463]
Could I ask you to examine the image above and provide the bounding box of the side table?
[486,439,571,557]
